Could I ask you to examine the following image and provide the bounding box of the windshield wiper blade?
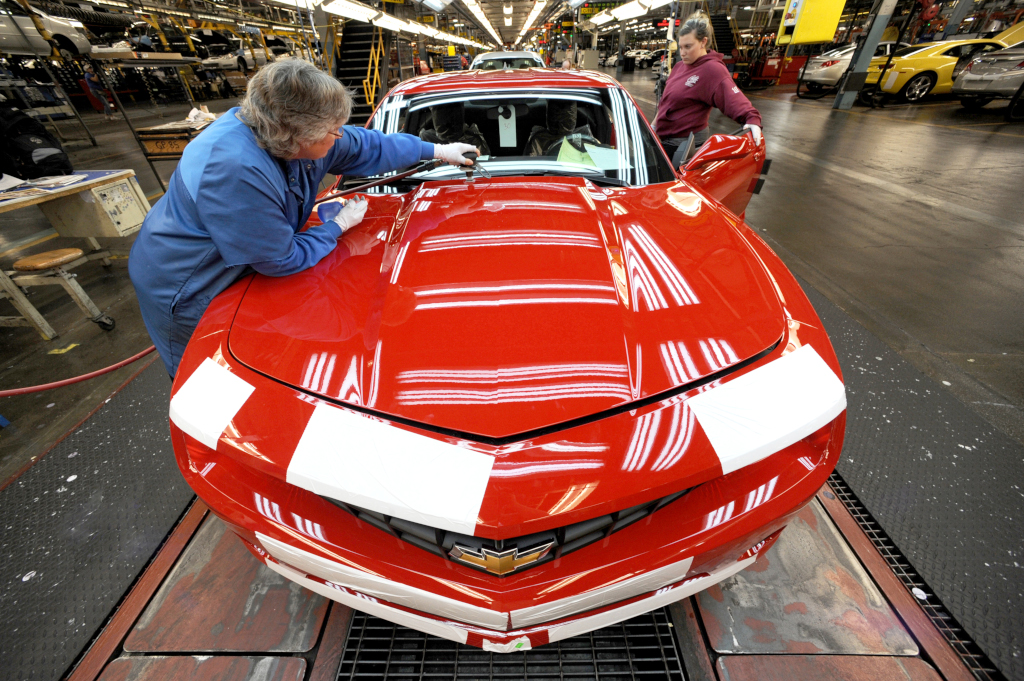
[508,169,632,187]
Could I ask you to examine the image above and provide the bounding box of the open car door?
[680,132,767,217]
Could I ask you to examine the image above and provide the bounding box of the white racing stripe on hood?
[169,358,255,450]
[258,532,507,630]
[286,403,494,536]
[688,344,846,475]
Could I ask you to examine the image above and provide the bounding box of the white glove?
[328,196,367,233]
[743,124,762,146]
[434,142,479,166]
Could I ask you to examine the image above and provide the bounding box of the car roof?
[472,51,543,60]
[387,68,621,96]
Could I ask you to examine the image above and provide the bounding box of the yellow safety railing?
[363,26,386,110]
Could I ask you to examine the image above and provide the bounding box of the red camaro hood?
[228,178,785,439]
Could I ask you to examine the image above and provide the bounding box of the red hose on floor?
[0,345,156,398]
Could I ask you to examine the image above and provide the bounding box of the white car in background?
[799,41,908,89]
[469,51,545,69]
[0,0,91,59]
[201,37,268,72]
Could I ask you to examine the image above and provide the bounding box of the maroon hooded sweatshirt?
[654,51,762,139]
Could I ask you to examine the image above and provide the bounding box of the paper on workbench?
[0,174,25,191]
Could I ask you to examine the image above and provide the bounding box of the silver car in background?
[953,41,1024,120]
[800,41,906,89]
[470,51,544,69]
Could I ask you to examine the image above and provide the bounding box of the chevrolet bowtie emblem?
[449,542,554,576]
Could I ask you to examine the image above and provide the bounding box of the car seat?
[418,102,491,155]
[524,100,598,156]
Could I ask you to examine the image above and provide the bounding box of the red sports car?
[169,69,846,652]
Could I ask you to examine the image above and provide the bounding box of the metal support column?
[832,0,895,110]
[941,0,972,39]
[615,20,626,77]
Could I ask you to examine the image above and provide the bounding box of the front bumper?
[260,535,772,652]
[176,397,842,649]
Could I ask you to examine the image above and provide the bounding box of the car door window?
[2,0,29,15]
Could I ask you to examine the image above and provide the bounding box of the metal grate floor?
[338,608,686,680]
[827,472,1005,681]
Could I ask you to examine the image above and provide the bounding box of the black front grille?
[338,608,686,680]
[325,488,690,576]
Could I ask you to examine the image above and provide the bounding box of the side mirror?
[682,133,755,174]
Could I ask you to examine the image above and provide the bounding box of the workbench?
[0,169,150,339]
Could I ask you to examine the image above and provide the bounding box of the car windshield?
[474,58,541,70]
[206,43,234,56]
[365,88,676,188]
[892,44,932,58]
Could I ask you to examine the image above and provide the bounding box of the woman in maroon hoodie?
[654,13,762,168]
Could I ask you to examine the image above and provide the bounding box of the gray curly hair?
[240,59,352,159]
[678,11,712,42]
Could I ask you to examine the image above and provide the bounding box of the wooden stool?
[9,248,115,331]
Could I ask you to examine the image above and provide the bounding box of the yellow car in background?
[867,39,1007,102]
[865,22,1024,103]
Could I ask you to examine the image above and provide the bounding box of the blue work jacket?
[129,107,434,377]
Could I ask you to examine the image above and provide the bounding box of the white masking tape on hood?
[169,357,255,450]
[265,559,470,644]
[257,531,508,630]
[547,554,757,643]
[287,403,494,536]
[688,344,846,475]
[511,555,693,628]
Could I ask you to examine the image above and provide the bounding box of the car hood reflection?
[228,178,785,439]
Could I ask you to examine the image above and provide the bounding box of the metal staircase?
[710,12,735,56]
[335,20,381,126]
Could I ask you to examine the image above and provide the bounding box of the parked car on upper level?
[0,0,91,59]
[168,68,847,654]
[470,51,545,70]
[201,36,268,72]
[953,40,1024,119]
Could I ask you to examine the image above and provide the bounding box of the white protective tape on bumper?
[265,559,469,645]
[687,344,845,475]
[482,636,532,653]
[287,403,494,536]
[511,555,693,628]
[257,532,508,630]
[547,555,756,643]
[169,357,255,450]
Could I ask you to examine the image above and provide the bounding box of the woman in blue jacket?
[129,60,476,377]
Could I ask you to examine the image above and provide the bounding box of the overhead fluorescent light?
[611,0,648,21]
[504,16,512,25]
[590,11,614,25]
[372,12,410,32]
[647,0,672,7]
[321,0,378,22]
[568,0,587,7]
[503,4,513,13]
[421,0,450,10]
[518,0,547,37]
